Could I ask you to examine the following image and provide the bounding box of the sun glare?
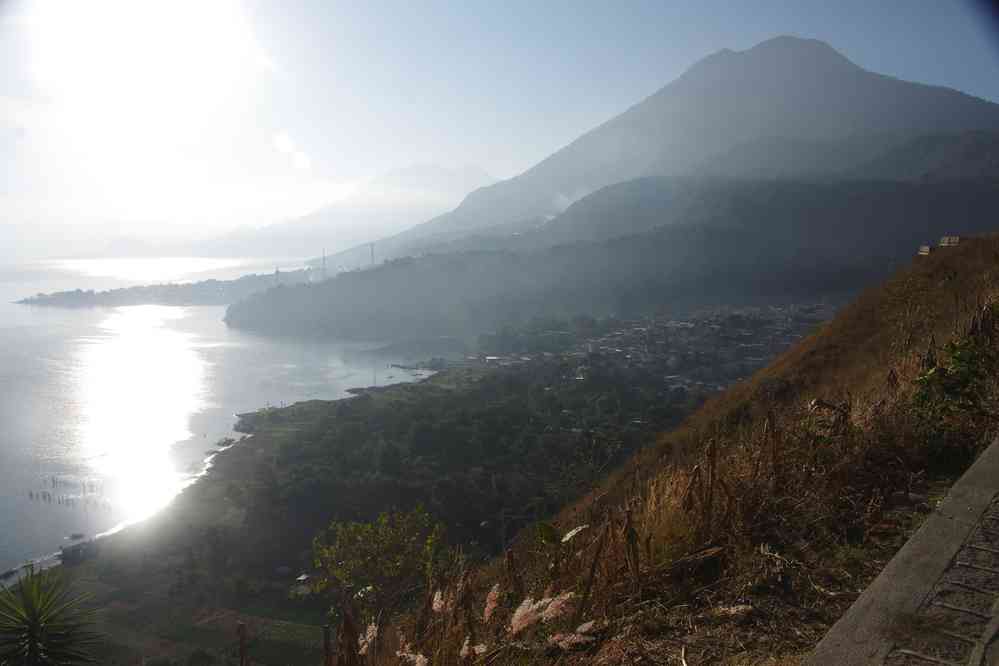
[13,0,354,233]
[25,0,270,116]
[18,0,284,225]
[74,306,206,525]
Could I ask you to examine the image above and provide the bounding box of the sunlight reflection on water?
[74,305,206,527]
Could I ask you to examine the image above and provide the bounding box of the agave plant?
[0,567,100,665]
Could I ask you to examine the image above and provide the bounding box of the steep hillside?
[692,133,904,181]
[366,236,999,665]
[852,130,999,182]
[225,180,999,341]
[331,36,999,267]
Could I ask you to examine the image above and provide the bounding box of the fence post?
[237,621,247,666]
[705,439,717,540]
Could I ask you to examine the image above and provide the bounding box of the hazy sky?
[1,0,998,257]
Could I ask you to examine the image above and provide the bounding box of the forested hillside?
[226,180,999,341]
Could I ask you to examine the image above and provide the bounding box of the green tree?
[913,335,999,470]
[313,507,447,619]
[0,567,100,665]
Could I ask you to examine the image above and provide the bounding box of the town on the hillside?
[458,302,837,394]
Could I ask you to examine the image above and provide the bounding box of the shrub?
[313,506,448,620]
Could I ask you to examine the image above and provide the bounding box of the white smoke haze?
[552,188,593,215]
[195,164,497,259]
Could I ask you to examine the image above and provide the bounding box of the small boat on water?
[69,532,86,541]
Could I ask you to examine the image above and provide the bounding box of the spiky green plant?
[0,567,100,665]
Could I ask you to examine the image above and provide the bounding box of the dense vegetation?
[231,354,703,573]
[312,506,447,621]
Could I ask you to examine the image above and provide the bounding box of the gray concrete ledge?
[807,439,999,665]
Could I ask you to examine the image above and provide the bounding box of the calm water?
[0,258,424,571]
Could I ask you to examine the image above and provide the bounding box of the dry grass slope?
[350,236,999,665]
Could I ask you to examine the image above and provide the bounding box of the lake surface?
[0,257,424,571]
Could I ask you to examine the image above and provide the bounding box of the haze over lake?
[0,257,424,572]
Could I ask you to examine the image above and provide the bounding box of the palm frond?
[0,567,101,665]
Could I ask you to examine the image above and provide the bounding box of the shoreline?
[61,368,465,663]
[9,367,437,585]
[1,435,252,585]
[98,363,446,532]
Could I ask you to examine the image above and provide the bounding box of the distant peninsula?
[17,268,311,308]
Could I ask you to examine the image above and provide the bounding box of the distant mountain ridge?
[226,180,999,341]
[324,36,999,268]
[333,130,999,261]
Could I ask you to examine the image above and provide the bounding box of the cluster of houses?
[468,303,836,395]
[918,235,962,256]
[566,304,835,392]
